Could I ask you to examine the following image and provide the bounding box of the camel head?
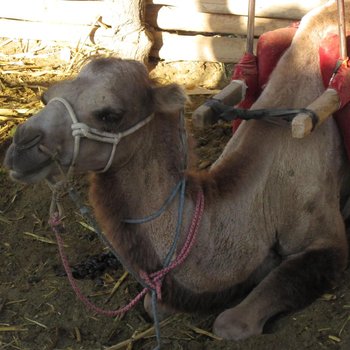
[4,57,187,183]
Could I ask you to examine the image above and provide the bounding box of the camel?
[4,1,350,340]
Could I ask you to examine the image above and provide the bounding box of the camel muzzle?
[13,124,43,151]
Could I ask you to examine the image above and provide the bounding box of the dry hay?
[0,37,103,144]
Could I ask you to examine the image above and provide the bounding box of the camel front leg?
[143,292,177,321]
[213,245,347,340]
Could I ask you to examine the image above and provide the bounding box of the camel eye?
[93,108,124,124]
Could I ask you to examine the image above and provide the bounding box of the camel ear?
[41,91,50,105]
[41,80,73,105]
[152,83,189,113]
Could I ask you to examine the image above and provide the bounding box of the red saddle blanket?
[320,34,350,159]
[232,28,350,160]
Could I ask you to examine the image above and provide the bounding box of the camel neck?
[90,111,187,221]
[88,112,189,272]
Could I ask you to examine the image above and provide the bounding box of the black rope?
[205,99,319,129]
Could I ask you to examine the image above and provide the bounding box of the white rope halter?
[48,97,154,175]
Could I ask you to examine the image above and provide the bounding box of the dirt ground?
[1,48,350,350]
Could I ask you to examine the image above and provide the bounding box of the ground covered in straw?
[1,41,350,350]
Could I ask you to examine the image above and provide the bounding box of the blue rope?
[161,109,188,266]
[68,186,163,348]
[66,108,189,350]
[122,180,182,224]
[163,178,186,266]
[67,187,150,288]
[151,290,161,349]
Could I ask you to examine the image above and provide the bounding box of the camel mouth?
[9,158,54,184]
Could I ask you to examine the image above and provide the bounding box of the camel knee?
[213,306,263,340]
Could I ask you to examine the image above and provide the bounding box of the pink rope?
[140,190,205,300]
[53,226,147,317]
[50,190,204,317]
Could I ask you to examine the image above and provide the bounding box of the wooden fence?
[0,0,329,63]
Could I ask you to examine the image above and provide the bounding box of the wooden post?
[192,81,246,127]
[95,0,153,62]
[291,89,340,138]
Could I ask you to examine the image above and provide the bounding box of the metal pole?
[246,0,256,54]
[337,0,347,59]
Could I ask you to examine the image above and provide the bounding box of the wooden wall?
[146,0,329,62]
[0,0,329,63]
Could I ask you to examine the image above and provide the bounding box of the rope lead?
[46,102,201,349]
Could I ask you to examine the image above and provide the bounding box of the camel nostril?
[14,127,43,151]
[16,134,43,150]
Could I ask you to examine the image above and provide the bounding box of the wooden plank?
[0,17,152,61]
[151,31,257,62]
[0,18,97,43]
[146,5,293,36]
[146,0,329,19]
[0,0,152,62]
[0,0,114,25]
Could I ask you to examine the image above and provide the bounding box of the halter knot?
[48,212,61,226]
[48,212,65,234]
[139,270,163,301]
